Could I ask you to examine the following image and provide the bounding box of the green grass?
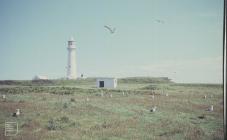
[0,78,224,140]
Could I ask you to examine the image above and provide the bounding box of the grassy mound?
[119,77,173,84]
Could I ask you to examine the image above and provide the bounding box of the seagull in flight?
[155,19,165,24]
[104,25,116,34]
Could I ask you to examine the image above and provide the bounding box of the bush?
[70,98,75,102]
[47,118,61,130]
[63,103,68,109]
[60,116,70,123]
[70,121,81,128]
[47,116,74,130]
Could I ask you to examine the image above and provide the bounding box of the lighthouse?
[66,37,77,79]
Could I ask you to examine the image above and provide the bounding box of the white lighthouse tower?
[66,37,77,79]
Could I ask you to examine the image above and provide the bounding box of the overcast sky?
[0,0,224,83]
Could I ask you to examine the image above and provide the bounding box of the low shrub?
[60,116,70,123]
[47,118,61,130]
[70,98,75,102]
[47,116,75,130]
[63,103,68,109]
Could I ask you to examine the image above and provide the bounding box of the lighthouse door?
[99,81,104,88]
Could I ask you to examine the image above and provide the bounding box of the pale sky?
[0,0,224,83]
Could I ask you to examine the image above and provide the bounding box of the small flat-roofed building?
[96,77,117,88]
[33,75,48,80]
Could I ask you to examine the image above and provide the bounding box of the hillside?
[0,78,223,140]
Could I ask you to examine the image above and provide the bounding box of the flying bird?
[104,25,116,34]
[155,19,165,24]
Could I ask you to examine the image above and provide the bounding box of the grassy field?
[0,78,224,140]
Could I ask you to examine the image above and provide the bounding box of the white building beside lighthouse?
[96,77,117,88]
[66,37,77,79]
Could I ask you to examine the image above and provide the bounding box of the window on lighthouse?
[69,42,73,45]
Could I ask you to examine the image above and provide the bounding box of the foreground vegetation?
[0,78,223,140]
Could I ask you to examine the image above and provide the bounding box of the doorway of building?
[99,81,104,87]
